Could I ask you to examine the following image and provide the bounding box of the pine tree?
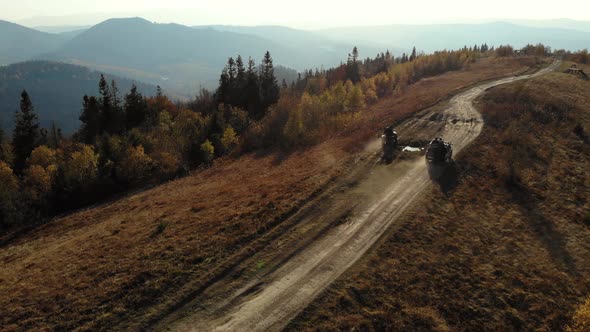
[245,57,261,118]
[12,90,40,173]
[124,84,147,129]
[111,80,121,111]
[110,79,124,133]
[227,57,236,82]
[217,67,230,104]
[98,75,113,134]
[79,95,101,144]
[346,46,361,83]
[223,56,242,107]
[235,55,247,106]
[48,122,63,149]
[236,55,246,82]
[259,51,279,119]
[410,47,417,61]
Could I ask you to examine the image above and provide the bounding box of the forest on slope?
[1,43,514,234]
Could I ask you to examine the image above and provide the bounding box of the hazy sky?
[2,0,590,28]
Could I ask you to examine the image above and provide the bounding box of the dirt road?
[157,61,560,332]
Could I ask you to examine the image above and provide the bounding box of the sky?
[2,0,590,28]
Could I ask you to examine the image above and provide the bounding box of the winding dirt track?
[159,61,560,332]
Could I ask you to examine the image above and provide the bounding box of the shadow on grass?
[507,174,579,277]
[427,161,459,195]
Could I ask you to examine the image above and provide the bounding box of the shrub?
[220,126,239,153]
[153,221,168,236]
[200,140,215,165]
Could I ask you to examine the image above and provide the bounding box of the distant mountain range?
[1,17,589,134]
[0,20,67,65]
[317,22,590,53]
[41,18,321,94]
[2,17,590,94]
[507,18,590,33]
[0,61,157,134]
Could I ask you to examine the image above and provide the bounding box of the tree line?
[0,52,280,230]
[0,43,529,231]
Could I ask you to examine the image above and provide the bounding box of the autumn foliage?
[0,46,527,231]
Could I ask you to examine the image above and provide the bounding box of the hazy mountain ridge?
[195,25,398,60]
[2,17,589,97]
[0,20,67,65]
[317,22,590,53]
[1,17,589,125]
[39,18,316,93]
[0,61,157,133]
[508,18,590,32]
[33,25,91,34]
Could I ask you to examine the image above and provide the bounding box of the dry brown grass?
[288,69,590,331]
[0,57,535,331]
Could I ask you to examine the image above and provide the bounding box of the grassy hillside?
[0,61,157,134]
[288,65,590,331]
[0,57,535,331]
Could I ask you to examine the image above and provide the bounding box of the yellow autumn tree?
[360,78,378,104]
[344,84,366,112]
[200,140,215,165]
[116,145,152,184]
[64,145,99,188]
[283,106,305,145]
[29,145,57,170]
[27,145,58,181]
[23,165,52,200]
[221,126,239,152]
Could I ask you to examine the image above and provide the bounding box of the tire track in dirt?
[158,61,560,332]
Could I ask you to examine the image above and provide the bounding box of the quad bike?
[381,126,398,162]
[425,137,453,164]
